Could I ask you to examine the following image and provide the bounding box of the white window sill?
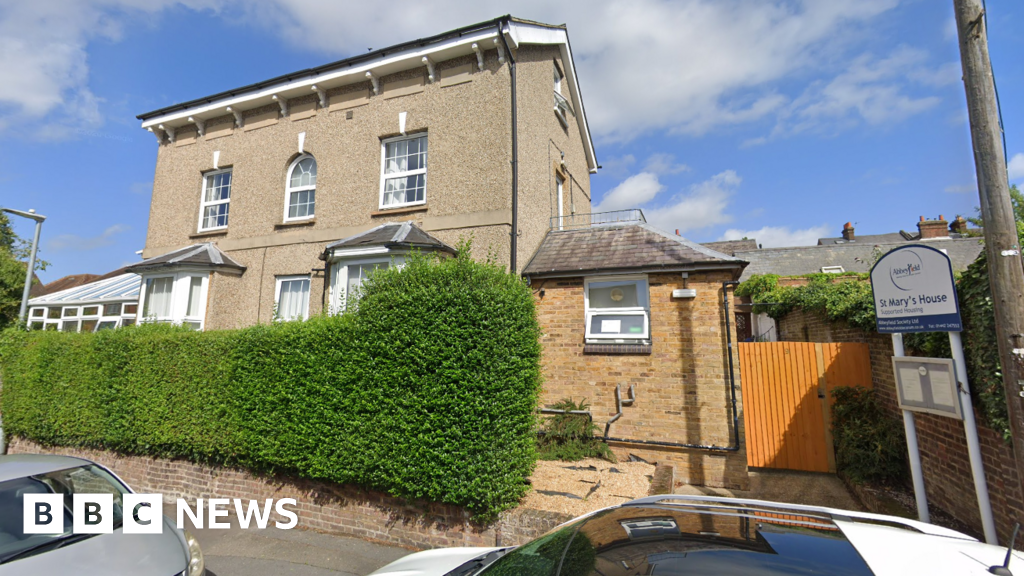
[378,200,427,211]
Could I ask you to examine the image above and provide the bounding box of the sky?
[1,0,1022,282]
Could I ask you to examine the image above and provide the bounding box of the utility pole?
[953,0,1024,515]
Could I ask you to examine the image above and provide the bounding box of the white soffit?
[139,19,598,173]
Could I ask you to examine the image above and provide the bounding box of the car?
[0,454,205,576]
[369,494,1023,576]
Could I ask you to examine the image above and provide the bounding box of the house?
[26,269,141,332]
[732,216,985,340]
[523,213,750,489]
[130,16,596,330]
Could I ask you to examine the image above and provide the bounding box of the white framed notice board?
[891,357,962,420]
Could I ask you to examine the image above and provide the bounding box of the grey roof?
[701,239,759,255]
[736,237,985,281]
[817,231,970,245]
[126,243,246,274]
[0,455,92,483]
[322,222,456,257]
[28,272,141,306]
[523,223,747,278]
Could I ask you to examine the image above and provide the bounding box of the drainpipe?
[722,281,741,451]
[499,22,518,272]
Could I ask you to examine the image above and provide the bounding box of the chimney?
[842,222,855,241]
[950,215,969,235]
[917,215,949,239]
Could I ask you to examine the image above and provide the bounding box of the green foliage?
[955,251,1010,440]
[0,247,542,518]
[537,398,616,462]
[968,184,1024,240]
[736,273,876,331]
[0,212,50,330]
[831,387,908,485]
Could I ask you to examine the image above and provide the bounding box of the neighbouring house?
[523,213,750,489]
[731,216,984,341]
[26,269,140,332]
[130,16,595,330]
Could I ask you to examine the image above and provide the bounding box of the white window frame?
[138,271,210,330]
[283,154,316,222]
[329,253,406,314]
[379,134,428,210]
[583,275,651,341]
[197,168,232,232]
[274,275,311,321]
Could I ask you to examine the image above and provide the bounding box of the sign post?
[871,244,997,544]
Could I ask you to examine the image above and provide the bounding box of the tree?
[968,184,1024,241]
[0,212,48,330]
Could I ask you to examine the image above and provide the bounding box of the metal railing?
[550,209,646,231]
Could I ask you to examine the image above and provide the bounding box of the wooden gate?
[738,342,872,473]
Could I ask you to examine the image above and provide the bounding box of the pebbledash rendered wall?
[779,308,1024,544]
[6,438,570,550]
[143,44,592,330]
[534,270,749,490]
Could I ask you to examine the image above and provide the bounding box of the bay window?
[139,272,209,330]
[584,275,650,341]
[330,258,399,313]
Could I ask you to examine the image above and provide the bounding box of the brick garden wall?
[6,438,571,550]
[534,270,748,490]
[779,309,1024,543]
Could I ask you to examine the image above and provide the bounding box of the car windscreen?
[0,465,128,564]
[480,504,875,576]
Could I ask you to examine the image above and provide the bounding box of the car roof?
[0,454,93,483]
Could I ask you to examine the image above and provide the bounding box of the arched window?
[285,155,316,221]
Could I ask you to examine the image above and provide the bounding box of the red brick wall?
[6,438,571,550]
[534,271,748,489]
[778,309,1024,543]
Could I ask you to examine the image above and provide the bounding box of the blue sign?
[870,244,962,333]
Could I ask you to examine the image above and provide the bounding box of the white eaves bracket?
[226,107,244,129]
[422,57,436,83]
[311,85,328,108]
[471,43,484,70]
[365,72,379,95]
[157,124,175,143]
[272,94,288,117]
[188,116,205,136]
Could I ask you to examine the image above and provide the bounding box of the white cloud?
[130,181,153,195]
[47,224,130,252]
[644,170,740,233]
[643,153,690,175]
[1009,153,1024,182]
[2,0,943,143]
[600,154,636,178]
[719,224,831,248]
[594,172,664,212]
[773,47,945,137]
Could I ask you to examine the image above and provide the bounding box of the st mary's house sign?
[870,244,963,334]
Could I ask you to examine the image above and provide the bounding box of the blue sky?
[1,0,1022,282]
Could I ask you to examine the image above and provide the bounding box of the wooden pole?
[953,0,1024,520]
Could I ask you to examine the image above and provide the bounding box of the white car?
[369,494,1023,576]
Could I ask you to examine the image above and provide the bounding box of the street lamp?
[2,207,46,325]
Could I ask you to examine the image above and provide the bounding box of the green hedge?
[831,386,908,485]
[0,249,542,518]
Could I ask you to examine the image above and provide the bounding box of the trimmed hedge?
[0,249,542,518]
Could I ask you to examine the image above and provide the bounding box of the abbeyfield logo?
[24,495,298,534]
[889,250,924,291]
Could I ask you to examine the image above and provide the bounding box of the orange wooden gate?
[738,342,872,473]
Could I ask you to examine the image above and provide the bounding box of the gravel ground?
[523,457,655,516]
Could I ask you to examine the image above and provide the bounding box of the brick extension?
[6,438,571,550]
[779,309,1024,543]
[534,270,749,490]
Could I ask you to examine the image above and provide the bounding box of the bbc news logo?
[24,495,298,534]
